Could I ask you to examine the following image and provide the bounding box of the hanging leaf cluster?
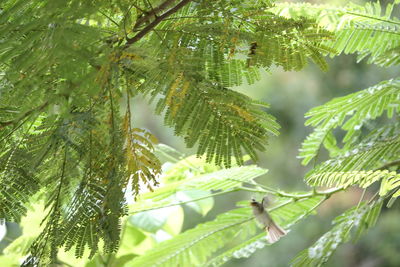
[0,0,334,265]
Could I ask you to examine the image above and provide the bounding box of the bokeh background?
[0,0,399,266]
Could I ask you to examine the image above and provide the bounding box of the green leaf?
[307,170,400,195]
[162,206,184,236]
[292,201,383,267]
[129,207,173,233]
[300,79,400,165]
[127,207,256,267]
[204,233,267,267]
[130,166,268,213]
[129,195,325,267]
[120,225,146,248]
[273,1,400,67]
[176,190,214,216]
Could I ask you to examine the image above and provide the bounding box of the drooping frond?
[273,1,400,67]
[307,170,400,195]
[203,195,325,267]
[114,1,334,167]
[305,78,400,132]
[307,132,400,178]
[155,80,280,167]
[123,109,162,195]
[129,207,257,267]
[298,120,338,165]
[18,104,131,264]
[204,233,266,267]
[0,148,39,222]
[0,0,336,264]
[119,5,333,166]
[292,200,383,267]
[299,78,400,165]
[128,196,324,267]
[0,114,59,223]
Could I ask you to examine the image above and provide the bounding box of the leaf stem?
[269,187,343,200]
[357,188,367,210]
[375,159,400,171]
[0,101,48,129]
[344,11,400,26]
[129,187,242,214]
[126,0,193,46]
[129,187,344,214]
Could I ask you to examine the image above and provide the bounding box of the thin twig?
[272,187,344,200]
[130,2,147,14]
[375,159,400,171]
[129,186,344,214]
[0,101,49,129]
[162,15,212,21]
[367,191,380,204]
[356,188,367,210]
[99,10,120,27]
[130,187,242,214]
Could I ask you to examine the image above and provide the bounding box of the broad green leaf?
[176,190,214,216]
[129,206,177,233]
[162,206,184,236]
[128,195,325,267]
[130,166,268,212]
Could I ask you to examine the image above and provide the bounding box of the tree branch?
[126,0,192,46]
[375,159,400,170]
[133,0,177,30]
[129,186,345,214]
[129,188,242,214]
[0,101,49,129]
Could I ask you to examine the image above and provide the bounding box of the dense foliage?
[0,0,399,266]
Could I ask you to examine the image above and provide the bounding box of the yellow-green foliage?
[0,0,399,266]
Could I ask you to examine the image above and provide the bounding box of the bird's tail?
[266,221,287,243]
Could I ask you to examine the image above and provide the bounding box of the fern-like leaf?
[299,78,400,165]
[130,165,268,213]
[307,170,400,196]
[129,196,325,267]
[204,196,325,267]
[292,200,383,267]
[307,134,400,178]
[274,1,400,67]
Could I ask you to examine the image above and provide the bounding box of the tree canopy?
[0,0,399,266]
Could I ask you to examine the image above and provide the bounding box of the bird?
[250,196,287,243]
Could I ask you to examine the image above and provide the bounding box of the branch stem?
[129,186,344,214]
[0,101,48,129]
[375,159,400,170]
[130,187,242,214]
[126,0,192,46]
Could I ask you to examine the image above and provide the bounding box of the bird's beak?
[250,198,258,206]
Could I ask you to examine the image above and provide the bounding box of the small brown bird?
[250,196,287,243]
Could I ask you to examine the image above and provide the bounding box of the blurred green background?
[1,0,399,266]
